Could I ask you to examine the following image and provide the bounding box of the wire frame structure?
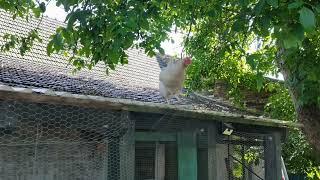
[0,99,135,180]
[198,127,277,180]
[219,133,267,180]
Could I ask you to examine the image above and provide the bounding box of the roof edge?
[0,84,302,129]
[191,92,264,116]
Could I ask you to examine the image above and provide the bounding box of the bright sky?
[44,1,283,80]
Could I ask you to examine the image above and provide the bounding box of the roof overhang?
[0,84,302,129]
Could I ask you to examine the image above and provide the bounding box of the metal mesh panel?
[135,142,155,180]
[134,141,178,180]
[164,142,177,180]
[0,99,135,180]
[194,123,277,180]
[218,132,269,180]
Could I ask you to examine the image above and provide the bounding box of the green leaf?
[46,40,54,56]
[108,49,120,63]
[254,0,266,15]
[266,0,278,8]
[120,53,129,64]
[66,10,90,29]
[299,7,316,31]
[53,33,63,52]
[283,33,299,49]
[32,7,41,18]
[39,2,46,13]
[108,62,115,70]
[288,1,303,10]
[232,20,244,32]
[158,48,165,55]
[292,24,305,42]
[246,54,259,70]
[240,0,249,6]
[123,36,134,49]
[282,25,305,49]
[256,72,264,92]
[315,4,320,13]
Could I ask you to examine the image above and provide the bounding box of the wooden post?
[177,131,197,180]
[155,142,165,180]
[264,132,282,180]
[120,111,135,180]
[208,124,217,180]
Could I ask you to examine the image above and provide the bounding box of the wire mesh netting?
[194,122,279,180]
[134,113,278,180]
[0,99,135,180]
[216,131,272,180]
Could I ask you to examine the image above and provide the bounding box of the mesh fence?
[193,122,278,180]
[134,114,276,180]
[0,97,280,180]
[0,99,135,180]
[217,131,271,180]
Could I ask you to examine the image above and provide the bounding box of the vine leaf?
[299,7,316,31]
[266,0,278,8]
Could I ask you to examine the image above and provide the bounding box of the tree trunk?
[280,55,320,153]
[296,104,320,152]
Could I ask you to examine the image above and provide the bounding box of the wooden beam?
[177,131,197,180]
[135,132,176,142]
[0,85,301,128]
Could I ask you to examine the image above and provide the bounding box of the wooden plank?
[208,124,217,180]
[197,149,208,180]
[274,132,282,179]
[264,132,282,180]
[135,132,176,142]
[177,131,197,180]
[0,85,301,128]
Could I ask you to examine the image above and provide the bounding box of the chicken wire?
[134,113,274,180]
[0,99,135,180]
[193,122,280,180]
[217,132,270,180]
